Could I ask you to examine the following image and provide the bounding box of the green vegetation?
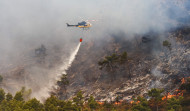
[88,96,99,110]
[57,74,69,93]
[98,52,128,80]
[0,88,5,102]
[98,51,128,71]
[0,75,3,83]
[6,93,13,101]
[167,97,183,111]
[132,96,151,111]
[148,88,164,111]
[163,40,172,50]
[0,81,189,111]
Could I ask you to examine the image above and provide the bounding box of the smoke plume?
[0,0,189,100]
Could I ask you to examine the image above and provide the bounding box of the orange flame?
[162,93,176,100]
[181,78,185,84]
[130,101,134,104]
[97,101,104,105]
[162,89,184,100]
[130,100,140,104]
[114,100,123,105]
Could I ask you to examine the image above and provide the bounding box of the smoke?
[31,42,81,101]
[0,0,189,100]
[150,66,165,88]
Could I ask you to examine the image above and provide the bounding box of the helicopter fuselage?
[66,21,91,28]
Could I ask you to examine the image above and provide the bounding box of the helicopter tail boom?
[66,23,78,27]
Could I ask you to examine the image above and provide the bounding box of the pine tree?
[44,95,59,111]
[167,97,183,111]
[88,95,99,110]
[148,88,164,111]
[6,93,13,101]
[132,96,151,111]
[23,98,44,111]
[14,91,24,101]
[0,88,5,102]
[73,91,84,110]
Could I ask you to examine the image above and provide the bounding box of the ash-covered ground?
[57,26,190,102]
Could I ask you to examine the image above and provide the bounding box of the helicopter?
[66,21,91,29]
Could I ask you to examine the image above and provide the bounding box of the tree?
[8,99,24,111]
[44,95,59,111]
[63,101,78,111]
[57,74,69,94]
[98,53,119,71]
[20,87,32,101]
[163,40,171,50]
[6,93,13,101]
[148,88,164,111]
[0,88,5,102]
[14,91,24,101]
[73,91,84,110]
[98,52,128,80]
[0,75,3,83]
[132,96,151,111]
[57,100,66,111]
[23,98,44,111]
[88,96,99,110]
[103,101,114,111]
[98,53,119,80]
[167,97,183,111]
[119,52,127,64]
[0,100,11,111]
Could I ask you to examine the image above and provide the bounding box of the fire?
[162,90,184,100]
[114,100,123,105]
[162,77,187,100]
[97,100,124,105]
[162,93,175,100]
[130,101,134,104]
[97,101,104,105]
[181,78,185,84]
[162,93,176,100]
[130,100,140,104]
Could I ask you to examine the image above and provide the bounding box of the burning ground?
[57,26,190,102]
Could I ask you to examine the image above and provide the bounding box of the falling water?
[32,42,81,102]
[59,42,81,76]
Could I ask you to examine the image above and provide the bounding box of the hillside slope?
[57,26,190,102]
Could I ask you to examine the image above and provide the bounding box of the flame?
[130,100,140,104]
[114,102,121,105]
[114,100,123,105]
[130,101,134,104]
[181,78,185,84]
[97,100,124,105]
[162,93,175,100]
[97,101,104,105]
[162,89,184,100]
[162,77,187,100]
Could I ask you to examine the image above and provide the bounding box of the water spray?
[32,42,81,102]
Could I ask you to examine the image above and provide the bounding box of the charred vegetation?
[56,26,190,102]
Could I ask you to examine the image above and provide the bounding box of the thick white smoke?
[0,0,189,101]
[31,42,81,101]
